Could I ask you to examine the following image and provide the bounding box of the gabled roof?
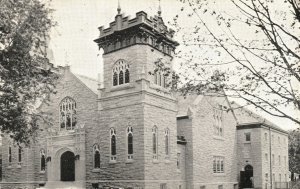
[231,101,288,134]
[74,74,98,95]
[177,94,199,117]
[176,93,287,134]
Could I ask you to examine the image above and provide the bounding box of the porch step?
[38,181,85,189]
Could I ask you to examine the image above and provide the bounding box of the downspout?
[269,127,273,189]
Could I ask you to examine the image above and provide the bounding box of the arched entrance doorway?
[60,151,75,181]
[240,164,253,188]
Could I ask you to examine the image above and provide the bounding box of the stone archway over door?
[61,151,75,181]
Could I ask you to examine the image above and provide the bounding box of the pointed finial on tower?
[117,0,121,15]
[158,0,162,17]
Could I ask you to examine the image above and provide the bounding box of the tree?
[171,0,300,125]
[289,129,300,181]
[0,0,57,144]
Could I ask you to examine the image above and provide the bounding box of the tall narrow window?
[40,149,46,171]
[112,60,130,86]
[152,126,158,159]
[93,144,100,169]
[165,128,170,157]
[18,147,22,165]
[113,72,118,86]
[119,70,124,85]
[177,153,181,169]
[125,69,130,83]
[213,108,223,137]
[8,146,12,164]
[110,128,116,161]
[127,126,133,160]
[59,97,77,130]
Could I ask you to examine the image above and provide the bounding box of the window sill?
[111,83,134,92]
[126,159,134,164]
[164,159,171,164]
[7,165,12,169]
[213,135,225,141]
[244,141,251,144]
[152,159,159,164]
[149,83,171,94]
[176,169,181,173]
[213,173,226,176]
[109,160,117,164]
[39,171,46,174]
[92,168,100,173]
[17,165,22,169]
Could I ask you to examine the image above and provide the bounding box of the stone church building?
[1,8,289,189]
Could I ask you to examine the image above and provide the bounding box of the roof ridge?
[74,74,97,82]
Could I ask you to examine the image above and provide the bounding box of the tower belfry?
[93,8,180,189]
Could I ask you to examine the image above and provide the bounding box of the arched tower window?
[165,128,170,157]
[112,60,130,86]
[154,71,166,88]
[40,149,46,171]
[110,128,117,161]
[152,126,158,159]
[93,144,100,169]
[127,126,133,160]
[59,97,77,130]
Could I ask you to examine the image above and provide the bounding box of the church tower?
[94,5,181,189]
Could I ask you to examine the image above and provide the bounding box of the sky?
[48,0,299,131]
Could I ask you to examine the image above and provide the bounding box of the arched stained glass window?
[112,60,130,86]
[93,144,100,169]
[119,70,124,85]
[152,126,158,159]
[59,97,77,130]
[40,149,46,171]
[113,72,118,86]
[110,128,117,161]
[165,128,170,157]
[127,126,133,159]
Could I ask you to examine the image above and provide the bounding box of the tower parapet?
[94,11,179,56]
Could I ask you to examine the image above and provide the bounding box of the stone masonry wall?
[190,96,238,189]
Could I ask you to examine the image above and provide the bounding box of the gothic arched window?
[110,128,117,161]
[119,70,124,85]
[93,144,100,169]
[113,72,118,86]
[154,71,166,88]
[165,128,170,157]
[127,126,133,160]
[59,97,77,130]
[125,69,130,83]
[112,60,130,86]
[40,149,46,171]
[152,126,158,159]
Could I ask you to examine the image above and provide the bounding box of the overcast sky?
[48,0,298,131]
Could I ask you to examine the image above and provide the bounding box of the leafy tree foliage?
[0,0,57,144]
[171,0,300,125]
[289,129,300,180]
